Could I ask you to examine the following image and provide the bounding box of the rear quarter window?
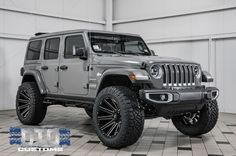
[44,38,60,60]
[26,40,42,60]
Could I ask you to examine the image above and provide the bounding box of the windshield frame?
[87,32,151,56]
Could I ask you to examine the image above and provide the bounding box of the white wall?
[1,0,236,113]
[113,0,236,113]
[0,0,106,110]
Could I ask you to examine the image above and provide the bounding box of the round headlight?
[193,66,200,75]
[150,65,162,79]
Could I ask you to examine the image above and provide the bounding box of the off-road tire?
[16,82,47,125]
[172,100,218,136]
[93,86,144,148]
[84,107,93,118]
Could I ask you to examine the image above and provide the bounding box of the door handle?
[41,65,48,70]
[60,65,68,70]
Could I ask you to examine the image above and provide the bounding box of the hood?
[94,54,198,66]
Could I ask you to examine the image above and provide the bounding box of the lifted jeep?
[16,29,219,148]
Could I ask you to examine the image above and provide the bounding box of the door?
[41,37,61,94]
[59,34,89,95]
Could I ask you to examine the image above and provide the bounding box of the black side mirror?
[72,46,87,59]
[150,50,156,56]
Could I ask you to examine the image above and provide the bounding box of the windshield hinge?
[83,83,89,89]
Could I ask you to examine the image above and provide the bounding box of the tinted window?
[64,35,85,58]
[88,32,150,55]
[44,38,60,60]
[26,40,42,60]
[124,40,146,52]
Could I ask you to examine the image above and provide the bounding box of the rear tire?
[93,86,144,148]
[16,82,47,125]
[172,100,218,136]
[84,107,93,118]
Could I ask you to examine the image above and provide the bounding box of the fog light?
[160,94,166,101]
[146,93,173,103]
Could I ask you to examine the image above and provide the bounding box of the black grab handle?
[60,65,68,70]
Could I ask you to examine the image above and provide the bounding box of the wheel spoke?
[193,118,198,124]
[99,106,114,114]
[20,106,30,117]
[107,122,118,137]
[18,103,30,110]
[18,98,29,104]
[182,111,201,125]
[183,116,190,125]
[100,119,115,130]
[114,121,121,135]
[104,99,116,111]
[20,91,30,100]
[97,97,121,137]
[97,115,113,121]
[111,99,118,109]
[23,110,29,118]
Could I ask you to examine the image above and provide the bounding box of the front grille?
[161,64,197,87]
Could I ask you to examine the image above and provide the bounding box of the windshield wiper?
[97,50,121,55]
[116,50,142,56]
[97,50,147,56]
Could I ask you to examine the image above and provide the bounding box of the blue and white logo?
[9,127,70,152]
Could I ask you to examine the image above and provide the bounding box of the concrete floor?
[0,106,236,156]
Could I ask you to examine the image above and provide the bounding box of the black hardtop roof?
[30,29,140,40]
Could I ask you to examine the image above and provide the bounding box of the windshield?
[88,32,151,55]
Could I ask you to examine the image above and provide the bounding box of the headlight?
[193,66,200,75]
[150,65,162,79]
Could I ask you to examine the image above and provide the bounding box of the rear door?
[59,33,89,95]
[41,37,61,94]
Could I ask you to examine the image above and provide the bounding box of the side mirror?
[150,50,156,56]
[72,46,87,59]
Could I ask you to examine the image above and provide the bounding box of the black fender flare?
[22,70,47,94]
[96,68,150,95]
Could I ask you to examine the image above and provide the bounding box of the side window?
[26,40,42,60]
[44,38,60,60]
[64,35,85,58]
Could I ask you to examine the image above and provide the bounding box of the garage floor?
[0,106,236,156]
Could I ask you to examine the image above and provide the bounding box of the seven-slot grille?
[161,64,197,87]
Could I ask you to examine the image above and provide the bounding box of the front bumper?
[140,87,219,117]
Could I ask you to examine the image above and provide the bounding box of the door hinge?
[83,83,89,89]
[86,65,90,71]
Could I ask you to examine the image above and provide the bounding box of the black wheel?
[93,86,144,148]
[16,82,47,125]
[172,100,218,136]
[84,107,93,118]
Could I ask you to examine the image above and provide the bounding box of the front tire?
[172,100,218,136]
[16,82,47,125]
[93,86,144,148]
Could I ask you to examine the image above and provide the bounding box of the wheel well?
[22,75,36,83]
[97,75,132,95]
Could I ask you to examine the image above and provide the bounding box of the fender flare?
[202,71,213,82]
[22,70,47,94]
[96,68,150,94]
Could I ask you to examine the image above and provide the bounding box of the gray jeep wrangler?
[16,29,219,148]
